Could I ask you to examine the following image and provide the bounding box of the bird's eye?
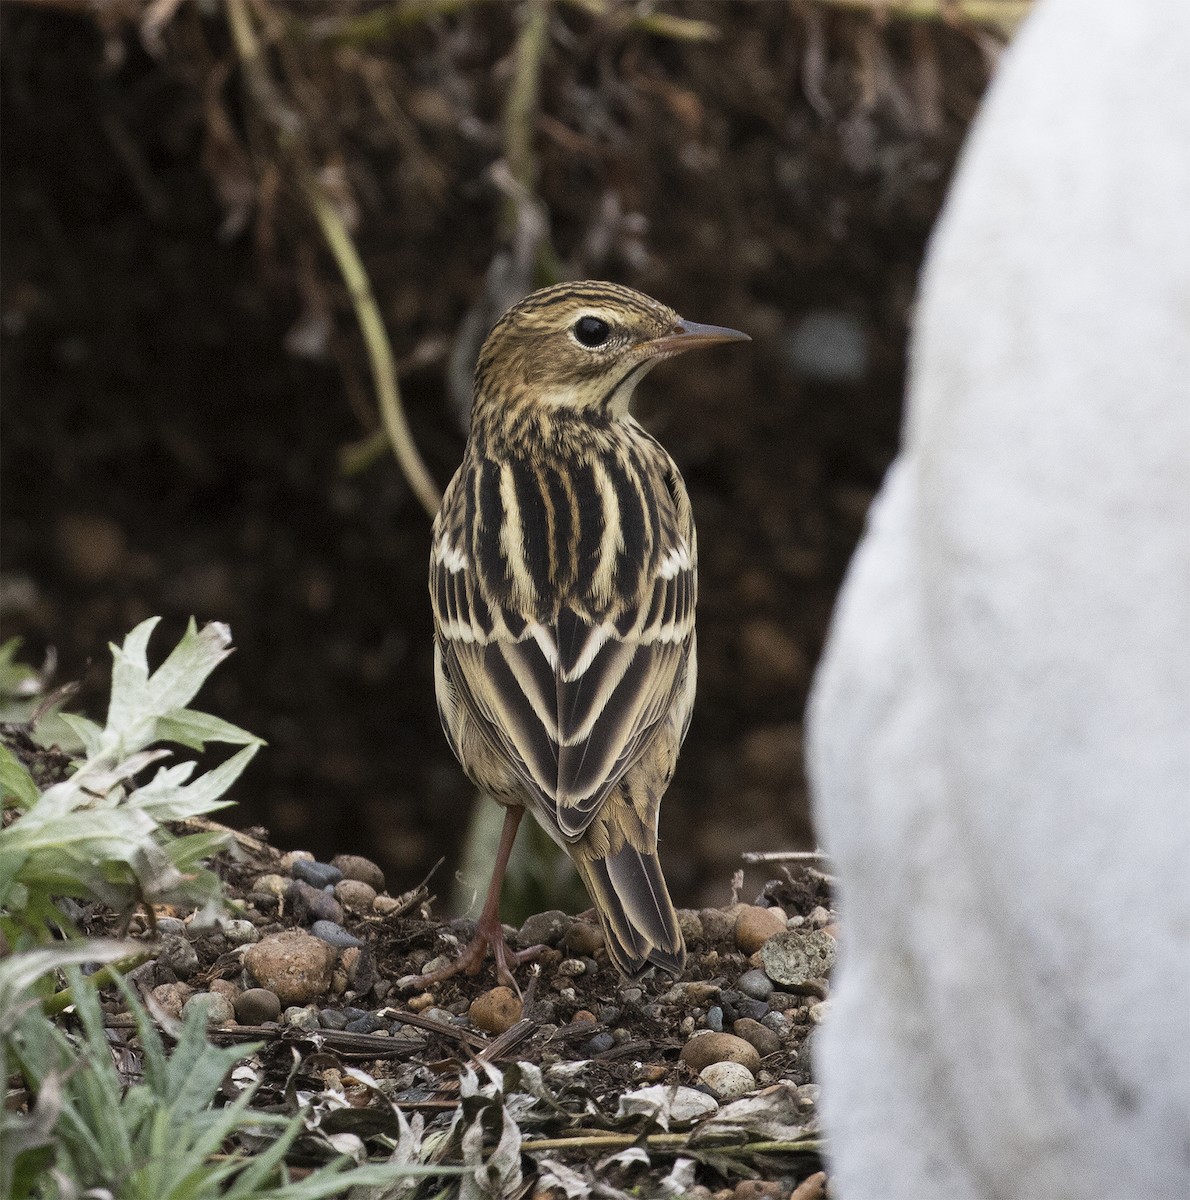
[573,315,611,348]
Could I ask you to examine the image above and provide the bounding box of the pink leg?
[410,806,543,993]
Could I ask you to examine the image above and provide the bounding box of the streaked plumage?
[426,281,747,983]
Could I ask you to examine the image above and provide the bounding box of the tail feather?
[575,845,686,979]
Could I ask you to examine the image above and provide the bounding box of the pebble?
[334,880,377,913]
[150,982,193,1019]
[807,905,832,928]
[562,920,604,957]
[286,880,343,926]
[597,1005,620,1024]
[331,853,386,892]
[518,909,572,947]
[279,850,315,873]
[345,1013,385,1034]
[284,1005,322,1032]
[679,1032,761,1074]
[674,909,704,941]
[558,958,586,977]
[796,1083,821,1112]
[698,906,740,943]
[619,986,644,1005]
[662,981,720,1006]
[705,1005,724,1032]
[679,1016,695,1035]
[732,1180,786,1200]
[158,935,199,979]
[253,874,289,900]
[762,1011,792,1038]
[310,920,364,949]
[469,986,523,1034]
[407,992,435,1012]
[319,1008,349,1030]
[733,1017,781,1058]
[155,917,187,939]
[209,978,239,1004]
[372,895,404,916]
[585,1031,616,1055]
[789,1171,828,1200]
[572,1009,597,1024]
[222,919,259,946]
[182,991,235,1026]
[234,988,281,1025]
[737,969,774,1001]
[734,905,788,955]
[244,931,336,1006]
[809,1000,831,1025]
[290,859,343,889]
[735,997,770,1021]
[699,1061,756,1100]
[421,1007,456,1025]
[760,930,836,991]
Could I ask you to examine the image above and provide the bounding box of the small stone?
[253,874,289,900]
[760,930,836,991]
[279,850,315,873]
[182,991,235,1026]
[789,1171,828,1200]
[699,1061,756,1100]
[155,917,187,938]
[733,1017,781,1058]
[319,1008,349,1030]
[732,1180,785,1200]
[762,1011,792,1038]
[150,982,193,1019]
[331,854,386,892]
[310,920,364,949]
[676,909,705,940]
[737,969,774,1001]
[345,1013,384,1034]
[572,1009,597,1024]
[698,906,740,943]
[284,1005,322,1032]
[158,935,199,979]
[796,1083,821,1111]
[286,880,343,925]
[290,859,343,888]
[598,1005,621,1024]
[562,920,604,957]
[662,981,720,1006]
[407,992,435,1012]
[809,1000,831,1025]
[680,1015,696,1035]
[421,1007,455,1025]
[585,1031,616,1054]
[734,905,788,955]
[222,919,259,946]
[518,910,572,948]
[807,905,832,928]
[558,958,586,977]
[244,931,336,1006]
[735,997,770,1021]
[234,988,281,1025]
[679,1032,761,1074]
[469,986,523,1034]
[705,1006,724,1032]
[637,1064,668,1084]
[209,978,239,1004]
[334,880,377,913]
[612,1027,632,1045]
[620,986,644,1005]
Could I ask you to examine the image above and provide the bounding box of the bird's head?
[472,281,749,425]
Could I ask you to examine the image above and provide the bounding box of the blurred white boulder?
[807,0,1190,1197]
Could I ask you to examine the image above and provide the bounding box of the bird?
[421,280,748,987]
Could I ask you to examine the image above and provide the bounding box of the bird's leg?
[409,805,544,994]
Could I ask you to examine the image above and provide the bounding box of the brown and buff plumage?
[424,281,747,985]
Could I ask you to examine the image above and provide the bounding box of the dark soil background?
[0,3,994,911]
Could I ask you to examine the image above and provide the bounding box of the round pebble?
[699,1060,756,1100]
[334,879,377,913]
[705,1006,724,1032]
[809,1000,831,1025]
[735,997,770,1021]
[469,986,523,1034]
[345,1013,385,1034]
[244,931,336,1006]
[585,1031,615,1055]
[284,1005,322,1031]
[372,895,403,916]
[734,905,787,954]
[310,920,364,949]
[676,909,705,940]
[279,850,314,873]
[698,906,740,943]
[234,988,281,1025]
[155,917,187,939]
[737,969,774,1001]
[150,982,193,1019]
[572,1009,597,1024]
[222,919,259,946]
[679,1032,761,1074]
[558,957,586,977]
[286,880,343,925]
[319,1008,349,1030]
[760,930,836,990]
[562,921,605,957]
[331,853,386,892]
[733,1017,781,1058]
[518,909,572,947]
[158,935,199,979]
[290,859,343,888]
[182,991,235,1026]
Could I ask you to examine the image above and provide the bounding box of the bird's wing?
[431,520,695,841]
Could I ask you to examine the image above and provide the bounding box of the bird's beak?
[641,318,751,359]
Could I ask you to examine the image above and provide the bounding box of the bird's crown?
[472,281,747,423]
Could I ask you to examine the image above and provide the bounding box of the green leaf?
[0,745,38,809]
[156,708,263,751]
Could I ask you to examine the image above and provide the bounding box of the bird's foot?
[408,916,545,996]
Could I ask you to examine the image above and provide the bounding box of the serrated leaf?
[156,708,263,751]
[58,713,105,760]
[0,745,39,809]
[106,616,162,734]
[131,743,258,822]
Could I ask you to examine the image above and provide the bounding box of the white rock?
[699,1061,757,1101]
[807,3,1190,1199]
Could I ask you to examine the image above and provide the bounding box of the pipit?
[422,281,748,987]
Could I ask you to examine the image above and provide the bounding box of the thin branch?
[805,0,1031,28]
[742,849,833,865]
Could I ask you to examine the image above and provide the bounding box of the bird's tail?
[574,844,686,980]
